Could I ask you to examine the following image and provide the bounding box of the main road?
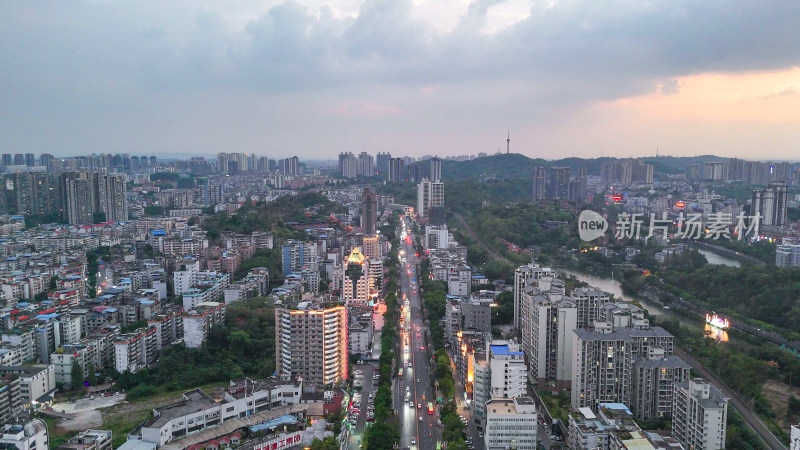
[396,217,440,450]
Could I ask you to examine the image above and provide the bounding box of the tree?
[363,421,399,450]
[71,361,84,389]
[309,437,338,450]
[86,363,97,386]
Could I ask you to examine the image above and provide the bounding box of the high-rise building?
[569,167,588,202]
[279,156,299,176]
[361,187,378,235]
[428,205,446,226]
[358,152,374,177]
[281,240,305,276]
[471,351,491,425]
[1,154,11,168]
[275,302,348,386]
[532,166,546,201]
[528,295,577,390]
[513,263,554,332]
[339,152,358,178]
[341,247,374,306]
[547,167,571,200]
[417,179,431,218]
[703,162,727,181]
[631,349,691,421]
[216,153,229,173]
[24,153,35,167]
[430,157,442,182]
[376,152,391,176]
[488,341,526,399]
[13,171,54,216]
[571,287,608,329]
[751,180,788,227]
[101,174,128,222]
[13,154,24,166]
[484,397,538,450]
[601,159,654,186]
[672,379,729,450]
[388,157,405,182]
[61,172,95,225]
[416,178,444,219]
[571,323,633,411]
[431,181,444,208]
[362,235,380,260]
[688,164,702,180]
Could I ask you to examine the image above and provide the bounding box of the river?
[559,270,701,328]
[558,245,742,337]
[560,269,733,342]
[696,248,741,267]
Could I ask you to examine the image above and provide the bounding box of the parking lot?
[350,361,381,434]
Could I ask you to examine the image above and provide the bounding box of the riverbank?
[691,241,766,265]
[558,269,786,448]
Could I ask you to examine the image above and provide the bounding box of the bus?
[398,368,403,377]
[427,402,434,414]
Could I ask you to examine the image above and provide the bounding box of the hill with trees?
[407,153,726,180]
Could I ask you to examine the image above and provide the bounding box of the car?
[417,403,421,408]
[411,437,416,445]
[416,378,420,383]
[419,416,423,422]
[478,432,483,438]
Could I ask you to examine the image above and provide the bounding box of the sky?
[2,0,800,161]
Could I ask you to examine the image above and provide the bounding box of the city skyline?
[3,1,800,160]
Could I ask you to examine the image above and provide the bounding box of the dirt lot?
[49,383,229,447]
[761,379,800,430]
[51,394,125,431]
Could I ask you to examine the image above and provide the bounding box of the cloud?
[2,0,800,157]
[659,79,681,95]
[761,87,798,99]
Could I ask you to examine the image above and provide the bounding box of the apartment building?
[0,365,55,405]
[484,397,538,450]
[513,263,554,332]
[182,302,226,349]
[631,349,691,421]
[113,328,158,374]
[572,323,634,411]
[275,302,348,386]
[0,419,49,450]
[51,348,86,385]
[528,294,577,390]
[488,341,526,399]
[571,287,609,329]
[672,379,729,450]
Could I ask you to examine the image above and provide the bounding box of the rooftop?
[146,389,218,428]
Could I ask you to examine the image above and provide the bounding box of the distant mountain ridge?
[426,153,728,180]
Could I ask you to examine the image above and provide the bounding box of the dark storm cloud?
[1,0,800,155]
